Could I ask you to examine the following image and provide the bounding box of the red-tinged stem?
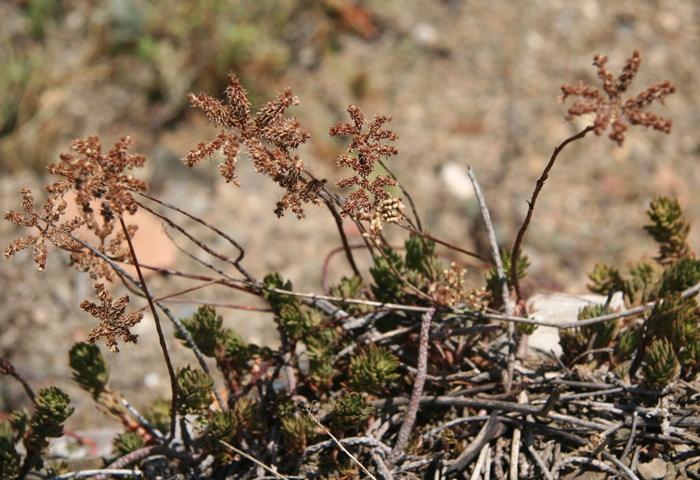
[403,225,493,266]
[324,197,362,281]
[511,126,594,303]
[135,200,255,282]
[120,217,178,444]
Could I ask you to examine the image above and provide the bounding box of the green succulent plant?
[69,342,110,401]
[654,257,700,299]
[113,431,145,455]
[645,292,697,342]
[644,196,692,265]
[177,366,214,415]
[679,340,700,371]
[643,338,680,388]
[0,431,19,479]
[559,327,589,362]
[580,304,619,349]
[175,306,226,358]
[347,344,400,394]
[332,392,375,431]
[615,327,641,363]
[281,415,315,454]
[587,262,624,297]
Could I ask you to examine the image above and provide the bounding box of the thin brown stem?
[0,355,35,402]
[119,218,178,443]
[63,231,223,408]
[511,126,594,303]
[322,244,368,294]
[136,200,255,282]
[324,198,362,280]
[403,224,493,265]
[138,193,251,275]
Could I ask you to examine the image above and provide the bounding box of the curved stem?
[322,244,368,294]
[324,197,362,280]
[402,225,493,265]
[377,158,423,232]
[136,199,255,282]
[511,126,594,303]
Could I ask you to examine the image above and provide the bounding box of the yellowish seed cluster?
[467,286,489,313]
[361,198,405,244]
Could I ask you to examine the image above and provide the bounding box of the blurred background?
[1,0,699,430]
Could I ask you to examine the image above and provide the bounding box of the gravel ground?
[1,0,699,431]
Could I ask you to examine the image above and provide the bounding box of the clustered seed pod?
[361,197,406,244]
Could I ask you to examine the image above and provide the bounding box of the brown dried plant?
[81,283,144,353]
[69,224,139,282]
[4,188,84,271]
[1,51,695,480]
[560,50,676,147]
[45,135,148,240]
[511,50,676,302]
[4,135,149,281]
[184,73,325,219]
[329,105,404,242]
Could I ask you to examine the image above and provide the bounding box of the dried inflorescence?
[330,105,403,241]
[435,262,467,307]
[435,261,491,310]
[81,283,143,353]
[560,50,676,146]
[46,135,148,240]
[4,188,84,271]
[184,74,325,218]
[4,136,148,279]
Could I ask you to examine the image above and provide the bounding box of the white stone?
[526,291,625,357]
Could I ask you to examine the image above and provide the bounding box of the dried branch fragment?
[560,50,676,146]
[81,283,143,353]
[185,74,324,218]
